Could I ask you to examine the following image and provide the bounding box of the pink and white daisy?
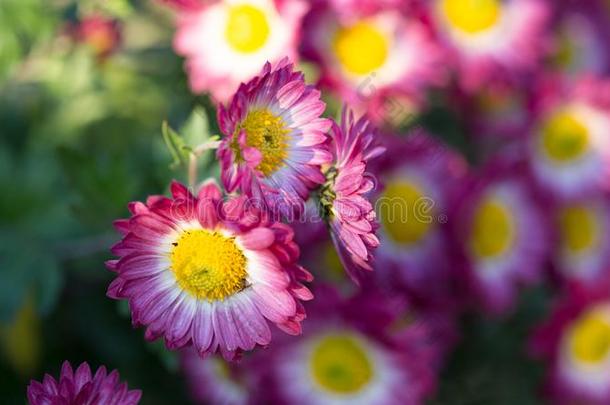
[217,59,332,218]
[319,108,385,284]
[451,160,549,314]
[107,180,313,360]
[303,2,445,124]
[530,284,610,404]
[373,130,467,308]
[27,361,141,405]
[430,0,550,92]
[255,285,437,405]
[181,350,251,405]
[527,75,610,200]
[551,195,610,287]
[169,0,308,102]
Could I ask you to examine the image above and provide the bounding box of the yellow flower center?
[235,109,289,176]
[569,307,610,365]
[170,230,247,301]
[380,180,434,245]
[541,110,590,163]
[225,4,270,53]
[310,334,373,394]
[0,298,40,376]
[441,0,502,34]
[332,21,389,75]
[86,30,115,56]
[324,243,346,281]
[469,197,515,259]
[553,30,577,69]
[559,205,599,255]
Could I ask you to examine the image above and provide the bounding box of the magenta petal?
[240,227,275,250]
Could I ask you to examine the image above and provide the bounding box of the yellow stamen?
[333,21,389,75]
[553,30,577,69]
[170,230,247,301]
[225,4,270,53]
[310,334,373,394]
[380,180,434,245]
[559,204,599,254]
[324,243,345,281]
[541,110,590,163]
[235,109,289,176]
[0,298,40,376]
[441,0,502,34]
[568,306,610,365]
[470,197,515,259]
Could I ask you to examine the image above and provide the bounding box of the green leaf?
[181,105,210,148]
[33,258,61,317]
[0,232,62,322]
[161,120,190,169]
[78,0,133,18]
[95,0,133,18]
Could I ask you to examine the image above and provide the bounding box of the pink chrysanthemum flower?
[373,130,467,308]
[430,0,550,92]
[550,2,610,77]
[458,77,532,140]
[27,361,141,405]
[302,2,445,125]
[451,160,549,314]
[107,180,313,360]
[254,285,438,405]
[319,108,385,284]
[530,284,610,404]
[527,75,610,200]
[169,0,308,102]
[551,195,610,288]
[68,15,122,59]
[217,59,332,218]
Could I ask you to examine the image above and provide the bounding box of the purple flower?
[253,284,439,405]
[320,108,385,284]
[27,361,141,405]
[107,180,313,360]
[530,283,610,404]
[217,59,332,218]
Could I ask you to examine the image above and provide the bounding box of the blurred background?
[2,0,610,404]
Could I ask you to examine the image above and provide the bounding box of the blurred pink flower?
[372,130,468,309]
[170,0,308,102]
[303,1,445,125]
[527,74,610,200]
[450,159,550,314]
[181,350,251,405]
[69,15,122,59]
[549,0,610,76]
[530,282,610,404]
[429,0,551,92]
[549,195,610,288]
[253,284,439,404]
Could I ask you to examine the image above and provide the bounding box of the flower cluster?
[154,1,610,402]
[105,60,385,364]
[25,1,610,404]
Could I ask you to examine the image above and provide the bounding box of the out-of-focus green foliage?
[0,1,201,402]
